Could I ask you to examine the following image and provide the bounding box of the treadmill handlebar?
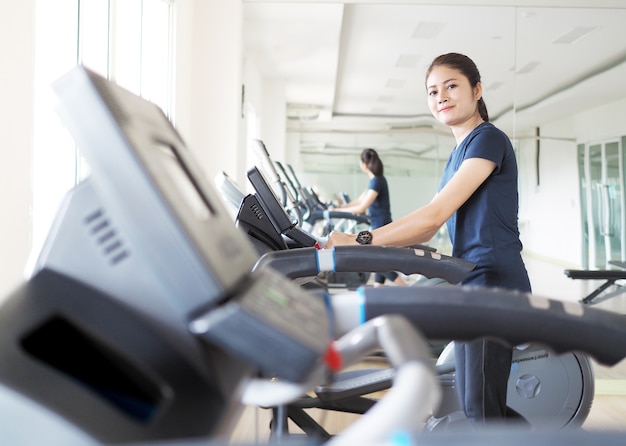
[326,315,440,446]
[253,246,475,284]
[362,285,626,366]
[332,246,474,284]
[254,247,320,279]
[309,210,370,225]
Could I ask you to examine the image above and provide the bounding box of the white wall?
[175,0,288,193]
[174,0,246,185]
[517,97,626,267]
[260,79,287,165]
[0,1,35,297]
[517,135,580,266]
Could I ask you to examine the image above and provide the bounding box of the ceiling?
[242,1,626,175]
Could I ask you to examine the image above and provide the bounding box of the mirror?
[242,2,626,220]
[243,3,626,155]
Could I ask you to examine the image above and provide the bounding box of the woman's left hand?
[325,231,358,248]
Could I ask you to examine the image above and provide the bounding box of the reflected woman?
[332,148,407,287]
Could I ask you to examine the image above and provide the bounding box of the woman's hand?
[325,231,358,248]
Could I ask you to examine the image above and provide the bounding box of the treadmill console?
[50,65,330,382]
[191,267,329,382]
[246,165,318,248]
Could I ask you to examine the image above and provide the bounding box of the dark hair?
[425,53,489,122]
[361,148,384,177]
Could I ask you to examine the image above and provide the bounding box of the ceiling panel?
[243,2,626,175]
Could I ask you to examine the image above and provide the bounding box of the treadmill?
[4,65,334,444]
[4,66,626,446]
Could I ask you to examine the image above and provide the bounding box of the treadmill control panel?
[190,268,330,383]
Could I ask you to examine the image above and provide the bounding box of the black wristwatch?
[355,230,373,245]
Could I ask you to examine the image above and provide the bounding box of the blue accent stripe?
[315,250,321,273]
[323,291,335,338]
[331,247,336,272]
[389,431,411,446]
[356,287,366,325]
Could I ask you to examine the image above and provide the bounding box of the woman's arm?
[332,189,364,209]
[336,189,378,214]
[326,158,496,247]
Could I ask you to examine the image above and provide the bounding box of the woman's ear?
[475,82,483,101]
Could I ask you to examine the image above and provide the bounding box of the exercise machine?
[235,162,469,290]
[432,341,593,430]
[251,139,371,237]
[9,65,626,446]
[234,160,599,433]
[565,260,626,305]
[239,165,319,252]
[3,64,450,445]
[265,283,598,439]
[214,170,246,220]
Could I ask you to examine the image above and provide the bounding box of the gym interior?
[2,0,626,444]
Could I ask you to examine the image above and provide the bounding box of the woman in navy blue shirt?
[333,148,407,287]
[327,53,531,426]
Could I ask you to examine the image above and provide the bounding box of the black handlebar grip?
[362,285,626,366]
[254,246,475,285]
[309,210,371,225]
[333,246,475,284]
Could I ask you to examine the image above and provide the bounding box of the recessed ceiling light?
[516,61,540,75]
[396,54,420,68]
[554,26,597,44]
[386,79,406,89]
[412,22,445,39]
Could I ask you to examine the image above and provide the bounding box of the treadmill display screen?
[247,166,295,233]
[155,141,213,221]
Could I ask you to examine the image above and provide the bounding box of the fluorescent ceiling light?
[396,54,420,68]
[554,26,597,44]
[386,79,406,89]
[412,22,445,39]
[516,61,540,75]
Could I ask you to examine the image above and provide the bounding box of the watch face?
[356,231,372,245]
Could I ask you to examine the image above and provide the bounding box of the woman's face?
[426,65,482,128]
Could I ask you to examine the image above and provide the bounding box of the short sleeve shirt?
[439,122,530,292]
[368,175,392,229]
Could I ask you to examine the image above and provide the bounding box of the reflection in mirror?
[513,6,626,268]
[243,2,517,226]
[243,2,626,263]
[512,6,626,135]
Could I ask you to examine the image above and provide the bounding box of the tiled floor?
[229,253,626,442]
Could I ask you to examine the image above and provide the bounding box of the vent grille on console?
[84,209,130,265]
[249,203,265,221]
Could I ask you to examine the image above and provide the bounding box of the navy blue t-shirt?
[439,122,531,292]
[368,175,392,229]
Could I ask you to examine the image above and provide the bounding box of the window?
[32,0,174,252]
